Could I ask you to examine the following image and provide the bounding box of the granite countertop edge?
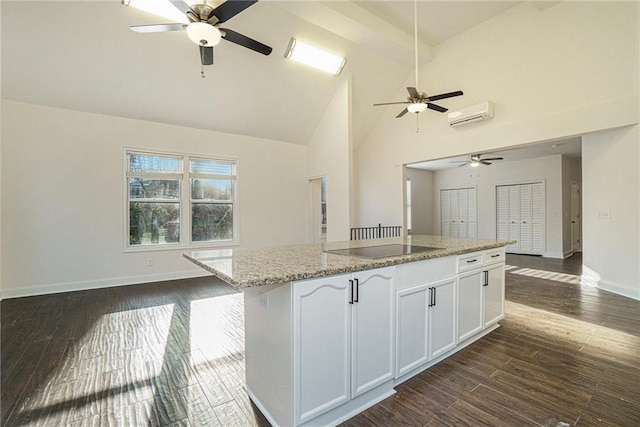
[183,236,515,290]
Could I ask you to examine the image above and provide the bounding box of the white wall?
[405,167,434,235]
[1,100,308,298]
[582,125,639,300]
[430,155,565,258]
[307,78,352,242]
[356,1,638,228]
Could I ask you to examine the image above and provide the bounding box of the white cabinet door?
[395,284,429,378]
[457,269,483,342]
[484,263,505,327]
[293,274,351,424]
[351,268,395,397]
[428,277,457,360]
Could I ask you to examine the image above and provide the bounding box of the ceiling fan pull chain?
[416,113,420,133]
[201,63,206,78]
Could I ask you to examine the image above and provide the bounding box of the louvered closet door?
[530,183,544,254]
[496,186,509,243]
[441,190,451,236]
[519,185,532,253]
[458,189,468,238]
[466,188,477,238]
[450,190,460,237]
[508,186,521,252]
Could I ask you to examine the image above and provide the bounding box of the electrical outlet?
[147,258,153,267]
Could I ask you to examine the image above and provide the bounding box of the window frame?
[124,148,239,252]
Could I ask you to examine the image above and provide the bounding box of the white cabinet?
[484,262,505,327]
[395,276,457,378]
[428,277,457,359]
[496,182,544,255]
[457,249,505,343]
[441,187,477,238]
[292,267,394,425]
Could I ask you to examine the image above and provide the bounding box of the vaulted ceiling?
[1,1,522,147]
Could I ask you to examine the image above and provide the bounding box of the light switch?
[598,210,611,219]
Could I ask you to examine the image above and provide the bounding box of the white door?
[395,284,429,378]
[441,190,451,236]
[483,263,505,327]
[496,186,509,242]
[458,189,469,238]
[351,268,395,397]
[293,274,351,424]
[530,182,544,255]
[571,180,581,252]
[450,190,460,237]
[428,277,457,360]
[519,184,532,253]
[508,185,521,252]
[457,269,483,342]
[467,188,478,238]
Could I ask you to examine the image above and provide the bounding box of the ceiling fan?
[373,0,463,123]
[128,0,272,73]
[450,154,504,167]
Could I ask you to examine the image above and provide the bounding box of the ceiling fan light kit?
[187,21,221,46]
[126,0,272,75]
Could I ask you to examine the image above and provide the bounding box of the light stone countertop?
[183,235,514,289]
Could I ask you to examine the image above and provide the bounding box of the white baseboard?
[581,269,639,301]
[0,269,212,300]
[596,279,640,301]
[543,251,565,259]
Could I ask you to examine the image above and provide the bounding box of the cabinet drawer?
[484,249,505,265]
[395,257,456,290]
[457,252,484,272]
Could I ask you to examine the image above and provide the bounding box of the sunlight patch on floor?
[506,300,640,357]
[506,265,581,285]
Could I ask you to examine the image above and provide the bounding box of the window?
[126,150,237,250]
[320,177,327,238]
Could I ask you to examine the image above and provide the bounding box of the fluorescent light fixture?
[407,103,427,114]
[284,38,346,75]
[122,0,188,23]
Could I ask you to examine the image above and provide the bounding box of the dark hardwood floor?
[2,253,639,426]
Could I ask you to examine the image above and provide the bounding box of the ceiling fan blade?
[481,161,492,165]
[129,23,186,33]
[481,157,504,161]
[449,160,469,163]
[220,28,272,55]
[407,87,419,99]
[457,162,470,167]
[200,45,214,65]
[373,101,410,106]
[427,90,464,102]
[168,0,193,15]
[211,0,257,24]
[427,103,448,113]
[396,108,409,118]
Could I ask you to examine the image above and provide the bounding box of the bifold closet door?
[496,183,544,255]
[441,188,477,238]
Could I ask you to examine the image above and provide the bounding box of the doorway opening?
[309,177,327,243]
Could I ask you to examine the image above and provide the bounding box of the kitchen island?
[184,235,513,427]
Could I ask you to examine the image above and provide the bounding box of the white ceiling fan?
[450,154,504,167]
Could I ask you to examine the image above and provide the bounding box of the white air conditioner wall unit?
[448,101,494,127]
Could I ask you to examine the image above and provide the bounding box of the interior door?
[508,185,521,252]
[441,190,451,236]
[519,184,532,253]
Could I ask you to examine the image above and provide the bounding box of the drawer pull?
[466,259,477,263]
[491,254,501,258]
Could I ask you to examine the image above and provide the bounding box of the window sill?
[123,240,240,253]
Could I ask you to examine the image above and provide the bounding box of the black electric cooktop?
[324,244,443,259]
